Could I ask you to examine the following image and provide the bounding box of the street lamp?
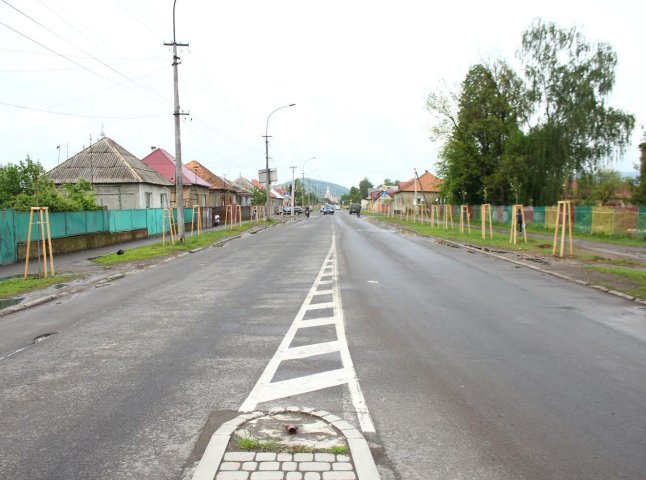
[263,103,295,220]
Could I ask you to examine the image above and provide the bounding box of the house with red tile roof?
[393,170,443,213]
[141,148,212,208]
[185,160,251,208]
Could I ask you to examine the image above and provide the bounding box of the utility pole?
[290,165,297,216]
[164,0,189,241]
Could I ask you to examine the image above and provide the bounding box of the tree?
[0,157,100,211]
[251,186,267,206]
[358,177,373,200]
[576,169,626,205]
[518,19,635,203]
[434,62,526,204]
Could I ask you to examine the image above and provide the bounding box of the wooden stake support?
[162,208,177,245]
[459,205,471,234]
[24,207,55,279]
[481,204,493,239]
[236,205,242,228]
[190,205,202,236]
[552,200,573,257]
[225,205,234,229]
[442,205,453,230]
[509,204,527,245]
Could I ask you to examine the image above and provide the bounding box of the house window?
[145,192,152,208]
[161,193,168,208]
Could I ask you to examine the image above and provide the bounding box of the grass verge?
[585,265,646,299]
[92,223,258,266]
[232,436,348,455]
[0,274,77,300]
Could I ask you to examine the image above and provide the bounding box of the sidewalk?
[0,215,300,280]
[191,407,380,480]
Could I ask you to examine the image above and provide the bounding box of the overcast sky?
[1,0,644,190]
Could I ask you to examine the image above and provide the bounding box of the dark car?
[349,203,361,216]
[322,204,335,215]
[282,206,303,215]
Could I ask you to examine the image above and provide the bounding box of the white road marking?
[239,234,375,433]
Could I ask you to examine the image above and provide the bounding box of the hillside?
[279,178,349,200]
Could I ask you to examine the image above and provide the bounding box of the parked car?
[349,203,361,216]
[282,206,303,215]
[334,204,341,211]
[322,204,335,215]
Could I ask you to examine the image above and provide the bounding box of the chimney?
[150,146,156,151]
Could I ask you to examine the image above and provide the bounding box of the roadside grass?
[92,223,258,266]
[368,212,645,251]
[370,213,546,253]
[585,266,646,299]
[0,274,76,300]
[232,436,348,455]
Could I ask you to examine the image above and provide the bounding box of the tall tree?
[358,177,373,199]
[434,62,526,204]
[518,19,635,203]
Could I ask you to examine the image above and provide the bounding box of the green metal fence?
[0,208,194,266]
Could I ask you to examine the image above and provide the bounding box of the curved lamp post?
[264,103,295,219]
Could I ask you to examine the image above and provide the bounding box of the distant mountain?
[279,178,349,200]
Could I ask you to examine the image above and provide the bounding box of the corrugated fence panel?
[146,209,163,236]
[86,210,109,233]
[575,206,593,234]
[0,210,17,265]
[108,210,133,233]
[614,208,638,236]
[640,208,646,238]
[592,207,614,235]
[544,206,558,228]
[533,206,546,227]
[66,211,90,236]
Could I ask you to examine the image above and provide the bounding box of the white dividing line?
[239,234,375,433]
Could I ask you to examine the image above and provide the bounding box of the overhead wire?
[11,0,171,106]
[0,100,167,120]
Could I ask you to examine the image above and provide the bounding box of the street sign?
[258,168,277,184]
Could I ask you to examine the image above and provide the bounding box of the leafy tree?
[518,19,635,202]
[1,156,100,211]
[435,62,525,204]
[251,186,267,206]
[576,169,626,205]
[358,177,373,200]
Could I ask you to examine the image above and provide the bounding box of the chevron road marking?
[239,233,375,433]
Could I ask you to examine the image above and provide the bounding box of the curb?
[192,407,380,480]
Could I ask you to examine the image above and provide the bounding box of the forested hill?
[279,178,349,199]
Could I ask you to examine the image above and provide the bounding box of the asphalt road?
[1,212,645,479]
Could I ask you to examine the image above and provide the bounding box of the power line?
[0,100,167,120]
[0,0,165,96]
